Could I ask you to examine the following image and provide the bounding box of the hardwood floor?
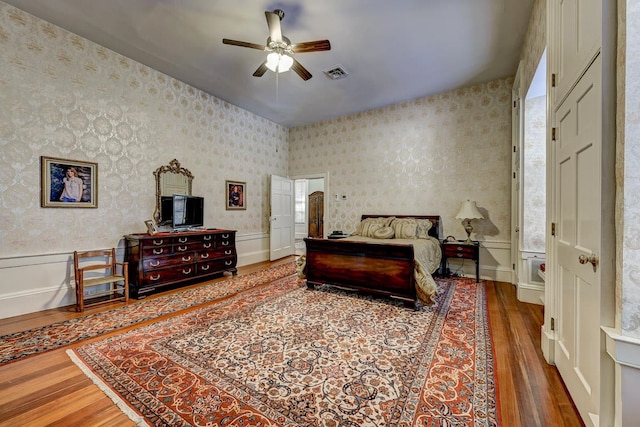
[0,259,583,427]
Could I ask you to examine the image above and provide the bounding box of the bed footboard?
[303,238,417,307]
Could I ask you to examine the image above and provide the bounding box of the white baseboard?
[541,326,555,364]
[517,282,545,305]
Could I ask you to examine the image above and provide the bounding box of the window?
[294,180,307,224]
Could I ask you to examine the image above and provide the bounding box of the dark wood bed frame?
[303,215,441,309]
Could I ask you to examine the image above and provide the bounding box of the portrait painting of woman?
[226,180,246,210]
[40,156,98,208]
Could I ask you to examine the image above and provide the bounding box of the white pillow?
[416,219,434,239]
[391,218,418,239]
[372,226,395,239]
[354,217,395,237]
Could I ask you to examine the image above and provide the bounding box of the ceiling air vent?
[324,65,349,80]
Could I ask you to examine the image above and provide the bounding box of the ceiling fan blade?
[265,11,282,43]
[222,39,266,50]
[291,40,331,53]
[291,58,312,81]
[252,62,268,77]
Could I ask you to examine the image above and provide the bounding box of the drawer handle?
[222,241,229,246]
[150,260,160,267]
[201,265,210,271]
[152,239,164,245]
[182,268,192,275]
[182,256,192,262]
[222,234,229,238]
[201,253,209,259]
[456,253,464,257]
[153,248,163,255]
[203,235,212,241]
[178,245,187,252]
[225,260,233,266]
[225,249,232,255]
[456,246,463,251]
[204,243,212,249]
[178,237,188,243]
[150,274,160,281]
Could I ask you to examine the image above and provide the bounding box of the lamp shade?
[455,200,484,220]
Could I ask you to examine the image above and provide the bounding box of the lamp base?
[463,220,474,244]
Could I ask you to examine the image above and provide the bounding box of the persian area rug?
[68,276,499,427]
[0,262,295,365]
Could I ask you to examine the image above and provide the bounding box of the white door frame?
[290,172,329,239]
[511,61,524,287]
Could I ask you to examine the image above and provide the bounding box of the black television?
[172,194,204,230]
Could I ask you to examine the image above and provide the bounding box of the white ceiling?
[4,0,534,128]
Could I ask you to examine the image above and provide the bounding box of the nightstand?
[441,240,480,282]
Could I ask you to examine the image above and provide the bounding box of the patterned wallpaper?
[288,79,514,241]
[0,3,288,258]
[520,0,547,92]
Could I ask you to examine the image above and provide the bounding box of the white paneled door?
[554,56,604,427]
[269,174,294,261]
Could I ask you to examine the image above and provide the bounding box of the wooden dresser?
[124,229,237,298]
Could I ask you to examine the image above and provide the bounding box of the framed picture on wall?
[40,156,98,208]
[226,180,246,210]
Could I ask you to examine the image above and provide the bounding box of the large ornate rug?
[68,276,499,426]
[0,262,296,365]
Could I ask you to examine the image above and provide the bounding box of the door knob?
[578,254,598,271]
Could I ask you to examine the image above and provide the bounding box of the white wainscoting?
[603,327,640,426]
[0,236,511,319]
[0,233,271,320]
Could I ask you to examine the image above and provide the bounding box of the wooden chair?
[73,248,129,312]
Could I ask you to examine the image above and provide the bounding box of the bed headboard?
[360,215,441,240]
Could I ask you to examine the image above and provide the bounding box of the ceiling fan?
[222,9,331,81]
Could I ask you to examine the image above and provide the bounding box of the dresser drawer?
[199,247,235,259]
[141,237,171,248]
[174,242,201,253]
[197,258,236,274]
[443,244,477,258]
[218,238,234,248]
[142,265,196,285]
[143,253,196,270]
[142,246,173,257]
[173,234,202,244]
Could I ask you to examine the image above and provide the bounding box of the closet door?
[554,56,604,426]
[551,0,601,107]
[548,2,615,426]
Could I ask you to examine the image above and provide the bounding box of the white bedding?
[339,235,442,305]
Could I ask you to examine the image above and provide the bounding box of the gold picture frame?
[40,156,98,208]
[226,180,246,210]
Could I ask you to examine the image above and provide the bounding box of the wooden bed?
[303,215,441,309]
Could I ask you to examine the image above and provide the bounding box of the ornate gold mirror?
[153,159,194,223]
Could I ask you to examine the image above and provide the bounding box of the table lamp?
[455,200,484,244]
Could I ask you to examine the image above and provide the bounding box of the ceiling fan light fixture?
[266,52,293,73]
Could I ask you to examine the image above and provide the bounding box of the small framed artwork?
[40,156,98,208]
[226,180,246,210]
[145,220,158,235]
